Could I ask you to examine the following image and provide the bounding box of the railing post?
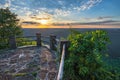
[36,33,41,47]
[9,35,17,49]
[60,40,70,56]
[50,35,56,50]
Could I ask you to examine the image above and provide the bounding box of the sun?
[40,19,48,25]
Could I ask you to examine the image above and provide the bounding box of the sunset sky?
[0,0,120,28]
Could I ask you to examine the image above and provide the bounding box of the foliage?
[104,57,120,79]
[13,73,27,77]
[0,7,23,49]
[16,38,36,47]
[0,7,23,37]
[0,38,9,49]
[63,30,118,80]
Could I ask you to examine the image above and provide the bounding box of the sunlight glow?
[40,19,48,25]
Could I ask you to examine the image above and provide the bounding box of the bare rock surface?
[0,46,58,80]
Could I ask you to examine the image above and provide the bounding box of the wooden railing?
[57,40,70,80]
[0,33,57,50]
[57,44,65,80]
[0,33,70,80]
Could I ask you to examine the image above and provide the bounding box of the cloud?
[80,20,120,25]
[22,21,40,25]
[82,16,115,22]
[0,0,102,15]
[31,16,51,20]
[3,0,11,7]
[30,12,53,21]
[0,0,103,23]
[97,16,114,20]
[74,0,102,11]
[54,9,71,16]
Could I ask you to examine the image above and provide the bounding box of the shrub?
[63,30,116,80]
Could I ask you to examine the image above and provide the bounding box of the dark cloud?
[22,21,40,25]
[97,16,114,20]
[54,20,120,25]
[83,16,115,21]
[79,20,120,25]
[31,17,50,20]
[22,20,120,26]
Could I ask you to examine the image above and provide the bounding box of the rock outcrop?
[0,46,58,80]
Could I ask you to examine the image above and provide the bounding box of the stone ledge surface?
[0,46,58,80]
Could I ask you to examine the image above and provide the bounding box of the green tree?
[0,7,23,37]
[63,30,116,80]
[0,7,23,49]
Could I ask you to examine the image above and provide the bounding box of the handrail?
[41,35,49,38]
[57,44,66,80]
[41,40,50,44]
[56,39,60,42]
[0,33,59,50]
[16,36,36,38]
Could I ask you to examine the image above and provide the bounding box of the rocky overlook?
[0,46,58,80]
